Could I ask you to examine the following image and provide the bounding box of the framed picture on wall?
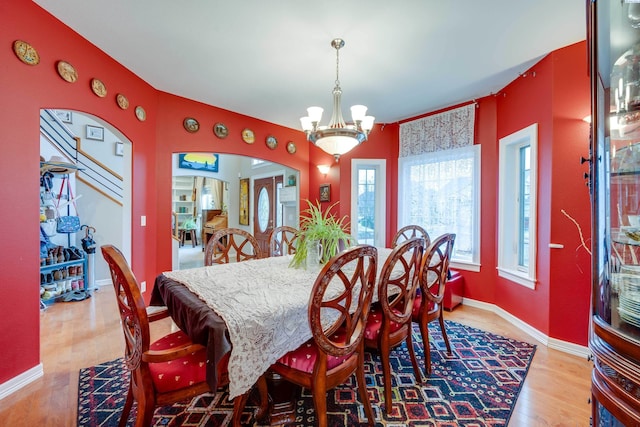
[86,125,104,141]
[319,184,330,202]
[178,153,219,172]
[239,178,249,225]
[55,110,72,123]
[115,141,124,156]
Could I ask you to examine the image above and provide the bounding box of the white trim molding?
[461,298,591,359]
[0,363,43,401]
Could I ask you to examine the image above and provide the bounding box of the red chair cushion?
[364,306,404,341]
[411,293,436,319]
[276,328,351,374]
[148,331,207,393]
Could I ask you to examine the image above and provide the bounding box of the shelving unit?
[172,176,196,228]
[39,162,89,308]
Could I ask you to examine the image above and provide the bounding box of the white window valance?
[399,104,476,157]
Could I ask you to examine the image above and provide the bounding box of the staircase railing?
[40,109,123,205]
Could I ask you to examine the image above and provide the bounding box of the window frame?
[497,123,538,289]
[397,145,481,271]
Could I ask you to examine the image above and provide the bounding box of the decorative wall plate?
[183,117,200,133]
[286,141,297,154]
[13,40,39,65]
[213,123,228,138]
[135,106,146,122]
[56,60,78,83]
[241,128,255,144]
[266,135,278,150]
[116,93,129,110]
[90,78,107,97]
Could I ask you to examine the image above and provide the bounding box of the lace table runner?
[163,249,392,398]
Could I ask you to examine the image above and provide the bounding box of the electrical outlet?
[140,281,146,292]
[141,215,146,226]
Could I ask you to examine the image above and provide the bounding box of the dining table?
[150,248,395,401]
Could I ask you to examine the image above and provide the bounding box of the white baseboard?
[0,363,43,401]
[94,278,111,287]
[461,297,591,359]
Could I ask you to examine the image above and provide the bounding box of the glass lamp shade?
[350,105,368,122]
[315,135,361,157]
[300,116,313,131]
[307,106,324,123]
[362,115,375,132]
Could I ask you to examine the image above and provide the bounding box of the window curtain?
[399,103,475,157]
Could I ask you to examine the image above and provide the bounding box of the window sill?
[496,267,536,289]
[450,260,480,272]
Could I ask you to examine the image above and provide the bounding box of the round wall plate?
[91,78,107,97]
[286,141,297,154]
[266,135,278,150]
[57,60,78,83]
[183,117,200,133]
[13,40,40,65]
[135,106,146,122]
[241,128,255,144]
[213,122,228,138]
[116,93,129,110]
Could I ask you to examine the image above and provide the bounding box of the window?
[498,123,538,289]
[351,159,386,247]
[398,145,481,270]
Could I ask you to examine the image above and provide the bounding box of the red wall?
[494,43,591,344]
[0,0,590,390]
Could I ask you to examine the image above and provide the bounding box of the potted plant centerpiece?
[290,200,355,269]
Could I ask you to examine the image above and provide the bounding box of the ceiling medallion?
[300,38,374,162]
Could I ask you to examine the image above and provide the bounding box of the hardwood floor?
[0,288,593,426]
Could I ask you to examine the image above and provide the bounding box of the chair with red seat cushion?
[101,245,265,427]
[391,224,431,248]
[364,237,425,414]
[270,245,378,427]
[268,225,299,256]
[411,233,456,377]
[204,227,263,265]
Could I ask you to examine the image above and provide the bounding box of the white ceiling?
[34,0,586,130]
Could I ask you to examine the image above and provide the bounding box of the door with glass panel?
[351,159,386,247]
[253,176,283,255]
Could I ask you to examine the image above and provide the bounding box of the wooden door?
[253,176,282,255]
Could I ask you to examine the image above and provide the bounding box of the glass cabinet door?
[590,1,640,425]
[593,0,640,344]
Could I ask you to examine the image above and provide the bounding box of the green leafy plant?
[290,200,355,268]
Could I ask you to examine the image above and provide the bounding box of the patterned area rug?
[77,321,536,426]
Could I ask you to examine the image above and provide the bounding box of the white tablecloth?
[163,248,392,398]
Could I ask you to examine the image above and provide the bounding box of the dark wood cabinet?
[588,1,640,424]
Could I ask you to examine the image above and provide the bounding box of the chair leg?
[118,379,134,427]
[417,318,432,376]
[255,374,271,423]
[405,328,423,384]
[312,384,329,427]
[232,392,250,427]
[356,350,375,426]
[134,399,155,427]
[380,341,393,414]
[438,310,452,355]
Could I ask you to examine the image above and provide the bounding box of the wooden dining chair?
[101,245,266,427]
[204,227,262,265]
[268,225,299,256]
[363,237,425,414]
[270,245,378,427]
[411,233,456,376]
[392,224,430,248]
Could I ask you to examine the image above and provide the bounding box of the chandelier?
[300,38,374,161]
